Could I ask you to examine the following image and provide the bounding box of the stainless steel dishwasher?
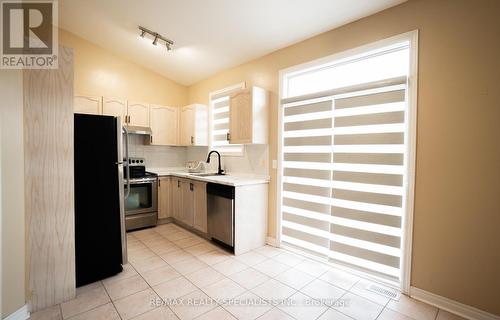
[207,183,235,249]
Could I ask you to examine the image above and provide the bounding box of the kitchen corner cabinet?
[179,104,208,146]
[158,177,172,219]
[193,181,207,233]
[74,95,102,115]
[127,101,150,127]
[228,86,268,144]
[150,105,178,146]
[102,97,127,124]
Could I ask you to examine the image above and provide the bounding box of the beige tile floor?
[29,223,466,320]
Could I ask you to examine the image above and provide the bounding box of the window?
[278,32,418,290]
[209,83,246,156]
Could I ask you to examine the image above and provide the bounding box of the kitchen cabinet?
[171,177,182,220]
[74,95,102,115]
[179,104,208,146]
[103,98,151,128]
[128,101,150,127]
[233,183,268,255]
[193,181,207,233]
[179,180,194,226]
[150,105,178,145]
[168,177,207,233]
[103,97,127,124]
[228,86,268,144]
[158,177,171,219]
[164,174,267,251]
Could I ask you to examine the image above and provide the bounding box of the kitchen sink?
[189,172,225,177]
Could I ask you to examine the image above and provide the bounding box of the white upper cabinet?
[127,101,150,127]
[89,97,210,148]
[74,95,102,115]
[102,97,127,124]
[150,104,178,146]
[179,104,208,146]
[229,86,268,144]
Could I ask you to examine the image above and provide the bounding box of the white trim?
[275,67,285,248]
[276,30,419,291]
[4,305,30,320]
[400,29,419,294]
[266,237,278,247]
[410,287,500,320]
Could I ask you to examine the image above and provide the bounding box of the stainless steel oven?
[124,157,158,231]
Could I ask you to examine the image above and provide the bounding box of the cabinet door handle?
[190,183,193,191]
[227,132,231,142]
[190,136,194,145]
[150,136,153,144]
[177,180,180,188]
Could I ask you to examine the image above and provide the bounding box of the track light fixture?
[138,26,174,51]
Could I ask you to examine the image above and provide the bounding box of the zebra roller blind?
[281,79,408,282]
[212,97,230,146]
[210,95,243,155]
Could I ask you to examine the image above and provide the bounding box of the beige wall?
[59,29,188,107]
[0,70,26,317]
[188,0,500,315]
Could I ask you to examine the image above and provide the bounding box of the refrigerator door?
[74,114,124,287]
[116,117,127,264]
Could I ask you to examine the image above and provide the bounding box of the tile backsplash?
[126,135,187,168]
[126,134,269,176]
[187,145,269,176]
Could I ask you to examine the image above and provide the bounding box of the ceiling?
[59,0,406,86]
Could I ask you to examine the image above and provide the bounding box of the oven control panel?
[125,157,145,166]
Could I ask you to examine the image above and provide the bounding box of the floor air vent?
[366,284,400,300]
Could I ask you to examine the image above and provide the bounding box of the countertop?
[147,168,270,187]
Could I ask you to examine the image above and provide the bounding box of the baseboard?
[156,217,173,225]
[266,237,277,247]
[4,305,29,320]
[410,287,500,320]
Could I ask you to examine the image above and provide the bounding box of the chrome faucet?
[206,150,224,175]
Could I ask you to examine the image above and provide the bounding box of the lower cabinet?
[193,181,207,233]
[162,176,207,234]
[179,180,194,226]
[158,177,171,219]
[171,177,182,220]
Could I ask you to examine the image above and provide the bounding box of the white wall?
[0,70,26,318]
[0,100,3,318]
[187,145,269,176]
[127,136,269,177]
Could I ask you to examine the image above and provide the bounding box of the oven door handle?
[128,178,157,185]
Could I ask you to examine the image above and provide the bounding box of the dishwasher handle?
[207,183,235,200]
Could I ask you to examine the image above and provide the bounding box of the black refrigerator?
[74,114,126,287]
